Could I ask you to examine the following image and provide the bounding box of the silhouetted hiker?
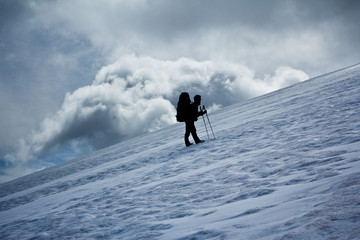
[176,92,206,147]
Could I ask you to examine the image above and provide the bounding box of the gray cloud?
[27,0,360,74]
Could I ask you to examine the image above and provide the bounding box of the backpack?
[176,92,190,122]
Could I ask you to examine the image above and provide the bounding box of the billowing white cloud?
[4,55,308,179]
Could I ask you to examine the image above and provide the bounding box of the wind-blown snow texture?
[1,64,359,239]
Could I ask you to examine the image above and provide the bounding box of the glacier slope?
[0,64,359,239]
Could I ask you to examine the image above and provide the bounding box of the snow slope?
[0,64,359,239]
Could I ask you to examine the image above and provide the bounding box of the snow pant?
[185,121,200,146]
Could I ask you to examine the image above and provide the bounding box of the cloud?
[27,0,360,75]
[3,55,308,180]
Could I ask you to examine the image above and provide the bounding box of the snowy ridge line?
[0,64,359,239]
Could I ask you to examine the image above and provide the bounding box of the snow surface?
[0,64,360,239]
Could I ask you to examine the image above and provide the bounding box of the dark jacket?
[186,102,203,122]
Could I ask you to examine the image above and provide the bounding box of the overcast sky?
[1,0,359,182]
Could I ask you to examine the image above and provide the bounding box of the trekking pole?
[201,106,210,139]
[203,105,215,139]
